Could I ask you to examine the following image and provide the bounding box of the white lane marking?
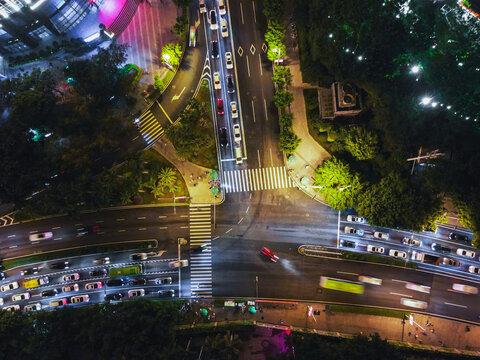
[52,227,61,230]
[9,245,17,249]
[264,98,268,121]
[238,217,244,224]
[116,218,125,221]
[180,226,189,229]
[118,229,126,232]
[240,2,244,24]
[257,149,261,167]
[7,235,15,238]
[137,217,146,220]
[336,271,358,276]
[258,53,263,75]
[390,292,412,298]
[138,228,147,231]
[180,215,188,218]
[95,220,104,223]
[159,215,167,218]
[246,205,250,214]
[31,241,39,244]
[159,226,168,229]
[251,99,256,122]
[74,223,82,226]
[392,279,408,283]
[444,302,468,308]
[226,228,232,234]
[252,0,256,23]
[246,56,251,77]
[53,238,62,241]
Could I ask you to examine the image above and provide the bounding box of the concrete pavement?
[283,37,331,203]
[152,140,222,205]
[186,299,480,356]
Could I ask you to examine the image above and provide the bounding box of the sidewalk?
[284,38,330,203]
[152,139,222,205]
[185,299,480,356]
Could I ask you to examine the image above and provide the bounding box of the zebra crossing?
[223,166,295,193]
[135,109,165,145]
[189,205,212,298]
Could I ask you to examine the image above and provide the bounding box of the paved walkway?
[152,139,222,205]
[186,300,480,357]
[284,40,330,203]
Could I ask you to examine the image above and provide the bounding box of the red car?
[217,98,224,115]
[261,247,279,262]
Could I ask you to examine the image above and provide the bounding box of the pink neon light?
[98,0,127,28]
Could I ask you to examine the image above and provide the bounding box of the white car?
[0,298,3,306]
[62,284,79,292]
[29,232,53,241]
[405,282,431,294]
[154,277,172,285]
[468,266,480,274]
[62,273,80,282]
[344,226,364,236]
[358,275,382,285]
[213,72,221,90]
[347,215,365,223]
[402,237,421,247]
[221,19,228,38]
[400,298,428,309]
[233,124,241,142]
[128,289,145,297]
[199,0,206,13]
[373,231,389,240]
[389,249,407,259]
[456,248,475,258]
[3,305,20,312]
[130,253,148,261]
[85,282,103,290]
[70,294,90,303]
[24,303,41,312]
[452,283,478,294]
[0,282,19,292]
[12,292,30,302]
[367,245,384,254]
[225,52,233,69]
[169,259,189,268]
[231,101,238,118]
[209,10,218,30]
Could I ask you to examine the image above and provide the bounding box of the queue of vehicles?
[0,252,179,312]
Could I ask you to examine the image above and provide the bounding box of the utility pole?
[255,276,258,298]
[407,147,445,175]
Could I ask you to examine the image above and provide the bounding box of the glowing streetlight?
[410,65,421,74]
[421,97,432,105]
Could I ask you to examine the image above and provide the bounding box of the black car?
[158,289,175,297]
[50,261,70,270]
[21,267,39,276]
[104,293,123,302]
[340,240,356,249]
[431,243,451,253]
[192,244,208,253]
[449,232,470,243]
[227,75,235,93]
[218,127,228,147]
[211,40,219,58]
[106,278,124,287]
[129,278,147,286]
[41,289,58,297]
[89,269,107,277]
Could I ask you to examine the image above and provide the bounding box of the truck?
[23,277,49,289]
[411,251,441,265]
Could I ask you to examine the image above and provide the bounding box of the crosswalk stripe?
[222,166,295,193]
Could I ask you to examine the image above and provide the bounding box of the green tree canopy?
[274,89,294,109]
[344,127,379,160]
[314,156,361,210]
[161,43,182,68]
[279,128,301,155]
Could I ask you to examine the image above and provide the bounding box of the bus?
[319,276,364,295]
[23,277,49,289]
[109,265,143,278]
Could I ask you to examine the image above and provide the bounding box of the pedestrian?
[415,334,418,340]
[408,332,412,336]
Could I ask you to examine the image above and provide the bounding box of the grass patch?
[187,80,217,169]
[3,240,157,269]
[341,251,418,269]
[303,88,319,122]
[329,305,410,319]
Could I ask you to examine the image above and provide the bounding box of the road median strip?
[341,251,418,269]
[2,240,157,270]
